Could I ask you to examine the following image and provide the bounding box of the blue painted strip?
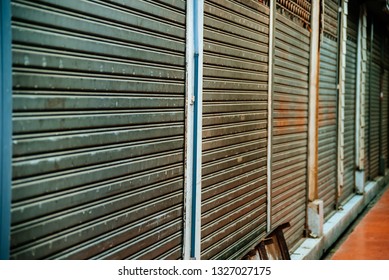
[191,54,199,258]
[193,2,199,55]
[191,0,200,259]
[0,0,12,260]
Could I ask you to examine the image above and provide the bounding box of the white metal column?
[184,0,203,260]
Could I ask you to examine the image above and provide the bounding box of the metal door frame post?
[267,0,276,233]
[336,0,347,203]
[0,0,12,260]
[379,30,385,175]
[184,0,203,260]
[355,4,367,193]
[307,0,323,238]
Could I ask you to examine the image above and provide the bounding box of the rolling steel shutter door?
[365,35,371,181]
[370,32,381,179]
[383,66,389,166]
[202,0,269,259]
[341,10,358,203]
[318,0,338,218]
[385,42,389,166]
[11,0,186,259]
[272,2,310,249]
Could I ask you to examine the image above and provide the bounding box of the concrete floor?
[329,185,389,260]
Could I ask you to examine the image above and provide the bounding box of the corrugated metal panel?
[201,0,269,260]
[383,67,389,166]
[370,32,381,179]
[365,33,371,181]
[275,0,311,28]
[318,0,338,219]
[323,0,338,39]
[318,36,337,218]
[11,0,186,259]
[385,38,389,166]
[272,10,309,249]
[341,12,358,203]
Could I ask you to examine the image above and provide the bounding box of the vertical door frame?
[266,0,276,233]
[337,0,347,203]
[368,20,374,180]
[0,0,12,260]
[379,28,385,175]
[307,0,321,203]
[355,4,367,193]
[184,0,203,260]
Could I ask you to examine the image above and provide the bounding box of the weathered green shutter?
[11,0,186,259]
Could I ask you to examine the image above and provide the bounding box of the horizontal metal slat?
[202,141,265,165]
[13,26,184,66]
[204,91,268,102]
[13,151,183,203]
[14,0,186,36]
[202,130,263,151]
[204,53,268,71]
[12,205,182,259]
[14,113,183,136]
[204,44,268,64]
[13,137,183,178]
[202,157,266,189]
[11,190,183,250]
[13,123,183,157]
[275,13,310,44]
[12,3,184,52]
[204,28,268,52]
[203,214,265,260]
[136,234,183,260]
[13,48,184,80]
[202,181,266,226]
[207,0,270,21]
[203,112,267,127]
[202,164,265,200]
[201,204,265,258]
[92,220,183,260]
[14,94,184,112]
[204,8,269,39]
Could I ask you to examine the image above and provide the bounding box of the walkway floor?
[331,186,389,260]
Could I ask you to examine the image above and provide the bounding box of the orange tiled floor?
[331,188,389,259]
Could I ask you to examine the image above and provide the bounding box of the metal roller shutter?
[385,39,389,166]
[318,0,338,218]
[370,32,381,179]
[341,9,358,203]
[11,0,186,259]
[365,32,371,181]
[383,66,389,166]
[271,1,310,249]
[201,0,269,259]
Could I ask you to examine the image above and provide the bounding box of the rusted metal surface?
[201,0,269,260]
[271,9,309,250]
[11,0,186,259]
[318,0,338,219]
[341,8,358,203]
[323,0,338,40]
[276,0,311,28]
[307,0,320,203]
